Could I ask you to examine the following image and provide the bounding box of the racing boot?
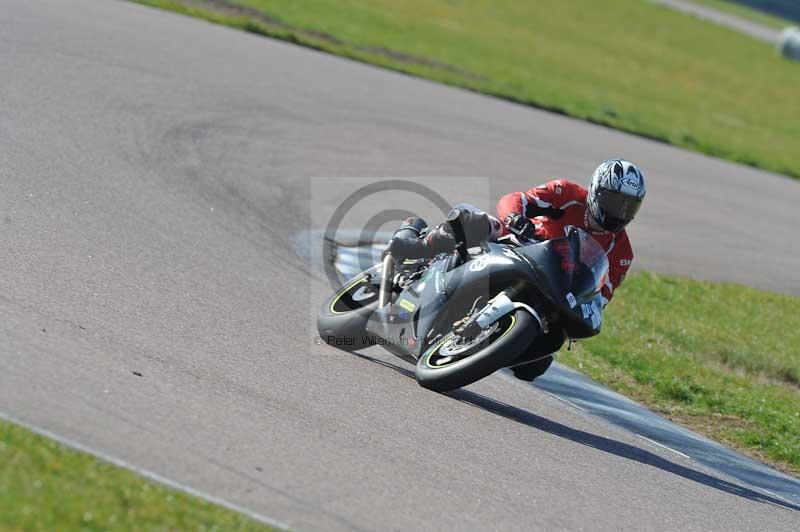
[511,355,554,382]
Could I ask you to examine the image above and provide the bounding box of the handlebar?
[446,209,471,262]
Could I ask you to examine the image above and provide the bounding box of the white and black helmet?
[587,159,646,232]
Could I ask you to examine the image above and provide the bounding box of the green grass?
[133,0,800,179]
[562,272,800,475]
[687,0,796,30]
[0,420,280,531]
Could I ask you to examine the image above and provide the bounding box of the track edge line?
[0,410,290,531]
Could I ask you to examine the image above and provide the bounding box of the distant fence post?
[778,27,800,61]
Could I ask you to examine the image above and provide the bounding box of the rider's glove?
[385,224,458,259]
[385,227,453,259]
[505,214,535,238]
[386,236,425,258]
[423,225,456,255]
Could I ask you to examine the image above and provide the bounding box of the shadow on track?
[349,351,800,513]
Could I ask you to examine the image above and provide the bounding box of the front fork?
[455,284,546,338]
[378,253,394,308]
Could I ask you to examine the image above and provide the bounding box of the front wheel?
[415,309,539,392]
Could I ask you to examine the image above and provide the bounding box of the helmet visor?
[596,188,642,231]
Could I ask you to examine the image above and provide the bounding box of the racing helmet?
[587,159,646,232]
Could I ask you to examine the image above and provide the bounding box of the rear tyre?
[415,309,539,392]
[317,272,380,352]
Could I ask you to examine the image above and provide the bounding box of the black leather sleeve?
[524,203,565,219]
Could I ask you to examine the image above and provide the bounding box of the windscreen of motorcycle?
[516,226,609,309]
[567,226,610,303]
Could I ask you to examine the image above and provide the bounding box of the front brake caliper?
[454,292,516,338]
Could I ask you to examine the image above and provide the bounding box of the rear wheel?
[317,272,381,351]
[415,309,539,392]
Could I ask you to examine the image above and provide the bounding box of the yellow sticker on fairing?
[398,299,416,312]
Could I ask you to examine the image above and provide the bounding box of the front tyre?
[416,309,539,392]
[317,272,380,352]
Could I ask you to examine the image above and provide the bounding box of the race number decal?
[581,301,602,329]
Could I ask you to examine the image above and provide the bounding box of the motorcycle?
[316,209,609,392]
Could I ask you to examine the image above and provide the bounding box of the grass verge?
[562,272,800,476]
[0,419,280,531]
[131,0,800,179]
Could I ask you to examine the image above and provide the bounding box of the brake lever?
[507,225,535,245]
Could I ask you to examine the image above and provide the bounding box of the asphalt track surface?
[322,237,800,506]
[2,1,799,531]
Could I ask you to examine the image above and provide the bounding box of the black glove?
[385,224,456,259]
[384,216,431,259]
[445,208,492,247]
[423,224,456,255]
[386,235,426,258]
[505,214,535,237]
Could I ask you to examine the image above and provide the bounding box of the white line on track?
[549,392,587,412]
[760,489,797,506]
[636,433,691,459]
[0,411,289,531]
[634,433,799,506]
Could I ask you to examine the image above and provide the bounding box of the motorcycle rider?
[388,159,646,382]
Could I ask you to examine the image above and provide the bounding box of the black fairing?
[515,227,608,338]
[365,226,608,359]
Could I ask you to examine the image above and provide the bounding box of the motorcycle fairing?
[365,226,608,361]
[365,256,450,361]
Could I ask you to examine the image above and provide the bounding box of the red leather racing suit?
[496,179,633,306]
